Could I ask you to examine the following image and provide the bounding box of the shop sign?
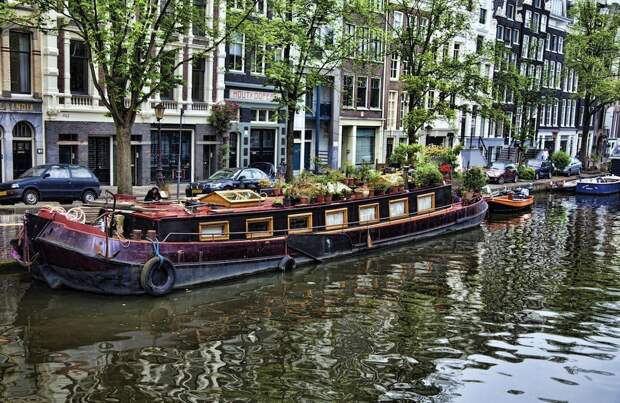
[0,100,41,113]
[229,89,276,103]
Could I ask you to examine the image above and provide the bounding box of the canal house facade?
[0,24,46,182]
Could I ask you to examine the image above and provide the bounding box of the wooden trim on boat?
[388,197,409,220]
[417,192,436,212]
[198,221,230,241]
[324,208,348,230]
[245,216,274,239]
[288,212,313,234]
[358,203,380,224]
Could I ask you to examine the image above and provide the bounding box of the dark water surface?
[1,194,619,402]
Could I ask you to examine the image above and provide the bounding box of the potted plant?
[367,170,382,195]
[344,163,356,186]
[272,179,284,196]
[462,167,487,203]
[412,163,444,189]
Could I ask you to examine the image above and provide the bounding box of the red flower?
[439,163,452,174]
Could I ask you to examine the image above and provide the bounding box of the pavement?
[487,172,599,193]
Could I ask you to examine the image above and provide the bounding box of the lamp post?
[154,103,166,189]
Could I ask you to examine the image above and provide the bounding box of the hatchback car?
[186,167,273,197]
[527,159,554,179]
[486,162,518,184]
[0,164,101,205]
[558,157,582,176]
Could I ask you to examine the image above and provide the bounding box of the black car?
[527,159,554,179]
[186,167,273,197]
[0,164,101,205]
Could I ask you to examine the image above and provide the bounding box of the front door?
[203,144,215,178]
[88,137,111,184]
[12,140,32,179]
[131,145,141,185]
[250,129,275,164]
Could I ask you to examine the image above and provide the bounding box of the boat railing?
[159,201,478,242]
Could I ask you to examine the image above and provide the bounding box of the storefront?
[0,99,45,182]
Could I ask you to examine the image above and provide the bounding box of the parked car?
[0,164,101,205]
[527,159,554,179]
[485,162,518,184]
[186,167,273,197]
[558,157,582,176]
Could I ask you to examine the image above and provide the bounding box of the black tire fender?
[140,256,176,296]
[278,255,296,271]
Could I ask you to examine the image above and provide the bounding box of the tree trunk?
[407,92,417,144]
[285,106,295,182]
[115,124,133,194]
[578,107,591,166]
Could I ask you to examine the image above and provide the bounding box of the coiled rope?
[43,205,86,224]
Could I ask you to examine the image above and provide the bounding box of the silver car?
[560,157,582,176]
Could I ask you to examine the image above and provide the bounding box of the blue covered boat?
[576,175,620,195]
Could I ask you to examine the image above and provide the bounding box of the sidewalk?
[487,172,599,193]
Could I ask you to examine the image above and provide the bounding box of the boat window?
[417,193,435,213]
[358,203,380,224]
[199,221,230,241]
[288,213,313,234]
[246,217,274,239]
[389,198,409,219]
[325,208,348,230]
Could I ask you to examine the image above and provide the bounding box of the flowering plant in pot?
[462,167,486,203]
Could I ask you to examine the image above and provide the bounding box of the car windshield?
[208,169,239,180]
[19,167,47,178]
[490,162,506,170]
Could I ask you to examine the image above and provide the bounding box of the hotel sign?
[228,89,276,103]
[0,100,42,113]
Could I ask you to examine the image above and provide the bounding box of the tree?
[229,0,375,181]
[493,45,551,164]
[209,101,240,168]
[0,0,253,193]
[386,0,499,144]
[566,0,620,165]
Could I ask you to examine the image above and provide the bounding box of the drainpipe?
[314,86,321,172]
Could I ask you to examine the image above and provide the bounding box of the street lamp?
[154,103,166,189]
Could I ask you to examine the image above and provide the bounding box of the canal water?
[0,194,619,402]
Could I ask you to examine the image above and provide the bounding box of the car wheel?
[81,190,97,204]
[22,189,39,205]
[498,177,505,185]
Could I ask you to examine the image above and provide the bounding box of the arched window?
[13,121,33,138]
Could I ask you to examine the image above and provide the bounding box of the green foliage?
[412,163,444,188]
[551,151,571,171]
[387,0,502,142]
[463,167,487,192]
[518,165,536,180]
[566,0,620,161]
[424,145,463,168]
[389,143,423,166]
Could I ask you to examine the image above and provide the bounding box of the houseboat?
[17,184,487,296]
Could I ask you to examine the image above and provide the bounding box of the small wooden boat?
[16,184,488,296]
[576,175,620,195]
[487,193,534,213]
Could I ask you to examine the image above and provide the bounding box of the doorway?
[250,129,276,164]
[12,122,33,179]
[203,144,216,178]
[88,137,111,184]
[131,145,141,185]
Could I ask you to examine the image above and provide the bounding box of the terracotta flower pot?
[375,189,385,196]
[316,194,325,203]
[299,196,310,205]
[325,194,333,203]
[368,189,375,197]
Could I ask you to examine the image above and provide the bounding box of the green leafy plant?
[517,165,536,180]
[551,151,571,171]
[412,163,444,188]
[389,143,423,166]
[463,167,487,193]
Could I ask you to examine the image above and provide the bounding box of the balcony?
[70,94,94,106]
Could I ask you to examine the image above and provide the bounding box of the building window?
[476,35,484,53]
[393,11,404,29]
[343,75,354,108]
[70,40,89,95]
[506,4,514,19]
[159,52,176,100]
[193,0,206,36]
[389,198,409,219]
[512,29,520,44]
[192,57,205,101]
[199,221,230,241]
[453,43,460,60]
[246,217,273,239]
[525,10,532,29]
[9,31,31,94]
[370,32,382,61]
[252,109,278,122]
[558,37,564,54]
[390,53,400,80]
[251,44,266,75]
[227,33,244,72]
[541,14,547,33]
[400,92,409,129]
[417,193,435,212]
[369,78,381,109]
[288,213,313,234]
[479,8,487,24]
[325,208,348,230]
[497,25,504,40]
[387,91,398,130]
[356,76,367,108]
[255,0,266,15]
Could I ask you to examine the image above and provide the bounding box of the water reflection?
[0,194,619,401]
